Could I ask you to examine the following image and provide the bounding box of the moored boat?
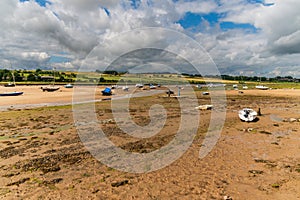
[64,83,73,88]
[255,85,269,90]
[238,108,257,122]
[41,86,60,92]
[4,82,15,87]
[41,68,60,92]
[102,87,112,96]
[0,91,23,96]
[122,86,129,91]
[149,84,156,89]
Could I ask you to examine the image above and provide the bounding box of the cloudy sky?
[0,0,299,77]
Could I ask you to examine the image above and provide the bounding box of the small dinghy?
[238,108,257,122]
[0,91,23,96]
[64,83,73,88]
[122,86,129,91]
[102,87,112,96]
[255,85,269,90]
[41,86,60,92]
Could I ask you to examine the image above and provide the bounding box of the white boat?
[4,69,16,87]
[255,85,269,90]
[135,83,143,88]
[196,84,202,89]
[149,84,156,89]
[64,83,73,88]
[195,105,213,110]
[122,86,129,91]
[238,108,257,122]
[242,85,248,89]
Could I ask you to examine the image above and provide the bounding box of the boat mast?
[10,62,16,86]
[12,71,16,86]
[53,67,56,86]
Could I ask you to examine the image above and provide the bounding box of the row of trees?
[220,75,299,82]
[0,69,76,83]
[187,74,298,83]
[1,68,299,83]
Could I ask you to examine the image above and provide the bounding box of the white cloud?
[0,0,299,77]
[175,0,218,15]
[21,52,50,61]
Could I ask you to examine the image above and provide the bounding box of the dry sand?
[0,86,299,199]
[0,85,166,111]
[0,85,106,109]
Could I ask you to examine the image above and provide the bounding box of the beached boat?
[4,70,16,87]
[195,104,213,110]
[41,68,60,92]
[166,89,174,95]
[64,83,73,88]
[4,82,15,87]
[135,83,143,88]
[255,85,269,90]
[41,86,60,92]
[238,108,257,122]
[0,91,23,96]
[149,84,156,89]
[102,87,112,96]
[122,86,129,91]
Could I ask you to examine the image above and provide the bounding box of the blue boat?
[0,91,23,96]
[101,87,112,96]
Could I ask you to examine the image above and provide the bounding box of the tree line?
[0,68,298,83]
[0,69,76,83]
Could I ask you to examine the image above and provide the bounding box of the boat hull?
[239,108,257,122]
[41,86,60,92]
[102,87,112,96]
[0,92,23,96]
[64,84,73,88]
[4,84,15,87]
[255,85,269,90]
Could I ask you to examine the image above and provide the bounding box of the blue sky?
[22,0,260,34]
[178,12,258,33]
[20,0,50,7]
[17,0,266,34]
[130,0,262,33]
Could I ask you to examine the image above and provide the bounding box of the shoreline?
[0,86,166,111]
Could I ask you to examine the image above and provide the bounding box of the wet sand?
[0,85,100,107]
[0,86,299,199]
[0,86,299,107]
[0,85,167,111]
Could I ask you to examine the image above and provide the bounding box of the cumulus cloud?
[175,0,218,15]
[0,0,299,77]
[222,0,300,56]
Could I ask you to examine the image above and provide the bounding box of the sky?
[0,0,299,77]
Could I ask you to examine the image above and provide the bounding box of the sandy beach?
[1,85,299,107]
[0,86,299,199]
[0,85,102,109]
